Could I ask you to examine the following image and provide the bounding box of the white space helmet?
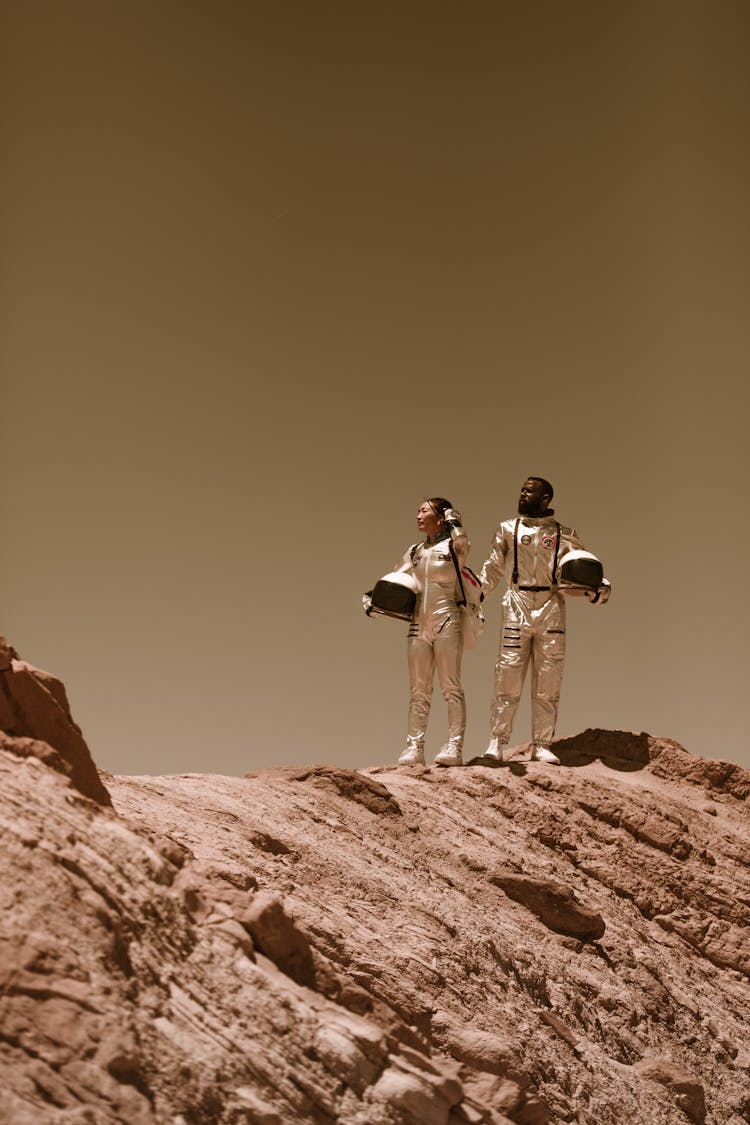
[366,569,420,620]
[556,550,604,597]
[380,570,420,592]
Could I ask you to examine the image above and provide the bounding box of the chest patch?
[521,535,532,545]
[541,534,557,551]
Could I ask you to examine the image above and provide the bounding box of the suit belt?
[517,585,552,592]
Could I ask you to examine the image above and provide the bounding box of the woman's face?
[416,501,443,540]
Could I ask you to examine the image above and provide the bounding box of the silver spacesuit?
[395,517,469,766]
[480,514,583,758]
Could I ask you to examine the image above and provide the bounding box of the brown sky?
[1,1,749,774]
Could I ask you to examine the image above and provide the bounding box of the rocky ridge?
[0,646,749,1124]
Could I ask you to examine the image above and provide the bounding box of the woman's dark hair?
[426,497,452,517]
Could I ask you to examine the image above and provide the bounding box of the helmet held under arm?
[556,549,611,604]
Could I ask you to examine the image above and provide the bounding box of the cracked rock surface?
[1,702,749,1122]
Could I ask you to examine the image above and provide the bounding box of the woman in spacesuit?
[395,498,469,768]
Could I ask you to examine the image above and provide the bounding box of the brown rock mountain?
[0,637,110,807]
[1,651,749,1124]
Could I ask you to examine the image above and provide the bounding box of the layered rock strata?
[0,710,748,1122]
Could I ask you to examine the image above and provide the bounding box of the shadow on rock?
[552,729,651,772]
[465,755,528,777]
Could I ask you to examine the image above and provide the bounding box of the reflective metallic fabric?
[406,622,465,754]
[480,514,582,748]
[395,522,469,754]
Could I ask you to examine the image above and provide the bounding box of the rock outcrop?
[0,637,110,806]
[0,658,748,1124]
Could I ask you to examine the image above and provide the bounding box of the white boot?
[398,739,425,765]
[482,735,504,762]
[531,745,560,765]
[434,743,463,767]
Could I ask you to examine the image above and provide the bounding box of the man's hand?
[585,580,611,605]
[443,508,462,528]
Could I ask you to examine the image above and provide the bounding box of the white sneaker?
[482,736,504,762]
[434,744,463,767]
[398,745,425,765]
[531,745,560,765]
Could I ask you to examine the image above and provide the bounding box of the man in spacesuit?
[480,477,609,765]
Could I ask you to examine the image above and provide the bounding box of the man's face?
[518,479,550,517]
